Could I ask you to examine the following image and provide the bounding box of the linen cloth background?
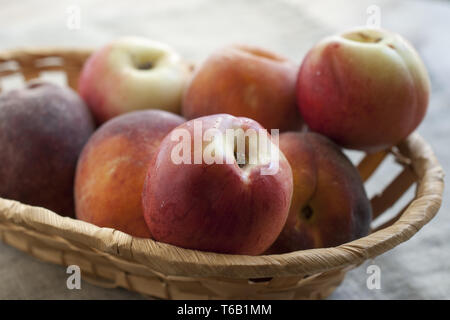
[0,0,448,299]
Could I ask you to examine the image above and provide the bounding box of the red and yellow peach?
[74,110,185,238]
[182,44,302,131]
[297,27,430,152]
[142,114,293,254]
[79,37,191,124]
[267,132,372,253]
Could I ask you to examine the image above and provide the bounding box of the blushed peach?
[0,81,95,216]
[297,27,430,152]
[75,110,184,238]
[182,45,302,131]
[267,132,372,253]
[142,114,293,254]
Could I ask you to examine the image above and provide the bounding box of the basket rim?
[0,133,444,278]
[0,47,93,62]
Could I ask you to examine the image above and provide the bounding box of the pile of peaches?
[0,27,430,255]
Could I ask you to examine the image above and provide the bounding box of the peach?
[267,132,372,254]
[0,81,95,216]
[79,37,191,124]
[297,27,431,153]
[142,114,293,254]
[74,110,184,238]
[182,44,302,131]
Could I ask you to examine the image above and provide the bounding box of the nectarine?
[142,114,293,254]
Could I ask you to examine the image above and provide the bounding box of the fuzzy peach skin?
[182,44,302,131]
[79,37,191,124]
[75,110,185,238]
[0,81,95,217]
[297,27,431,153]
[267,132,372,254]
[142,114,293,255]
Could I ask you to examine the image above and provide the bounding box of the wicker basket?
[0,48,445,300]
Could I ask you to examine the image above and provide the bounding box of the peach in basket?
[0,46,444,300]
[0,81,95,217]
[74,109,185,239]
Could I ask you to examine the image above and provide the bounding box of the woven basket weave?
[0,48,445,299]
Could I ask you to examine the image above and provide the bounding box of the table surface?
[0,0,449,299]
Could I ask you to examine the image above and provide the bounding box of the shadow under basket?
[0,48,445,300]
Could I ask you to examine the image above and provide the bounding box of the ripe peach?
[182,44,302,131]
[79,37,191,124]
[74,110,184,238]
[267,132,372,253]
[297,27,431,152]
[0,81,95,216]
[142,114,293,254]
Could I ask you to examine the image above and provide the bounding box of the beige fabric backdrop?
[0,0,449,299]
